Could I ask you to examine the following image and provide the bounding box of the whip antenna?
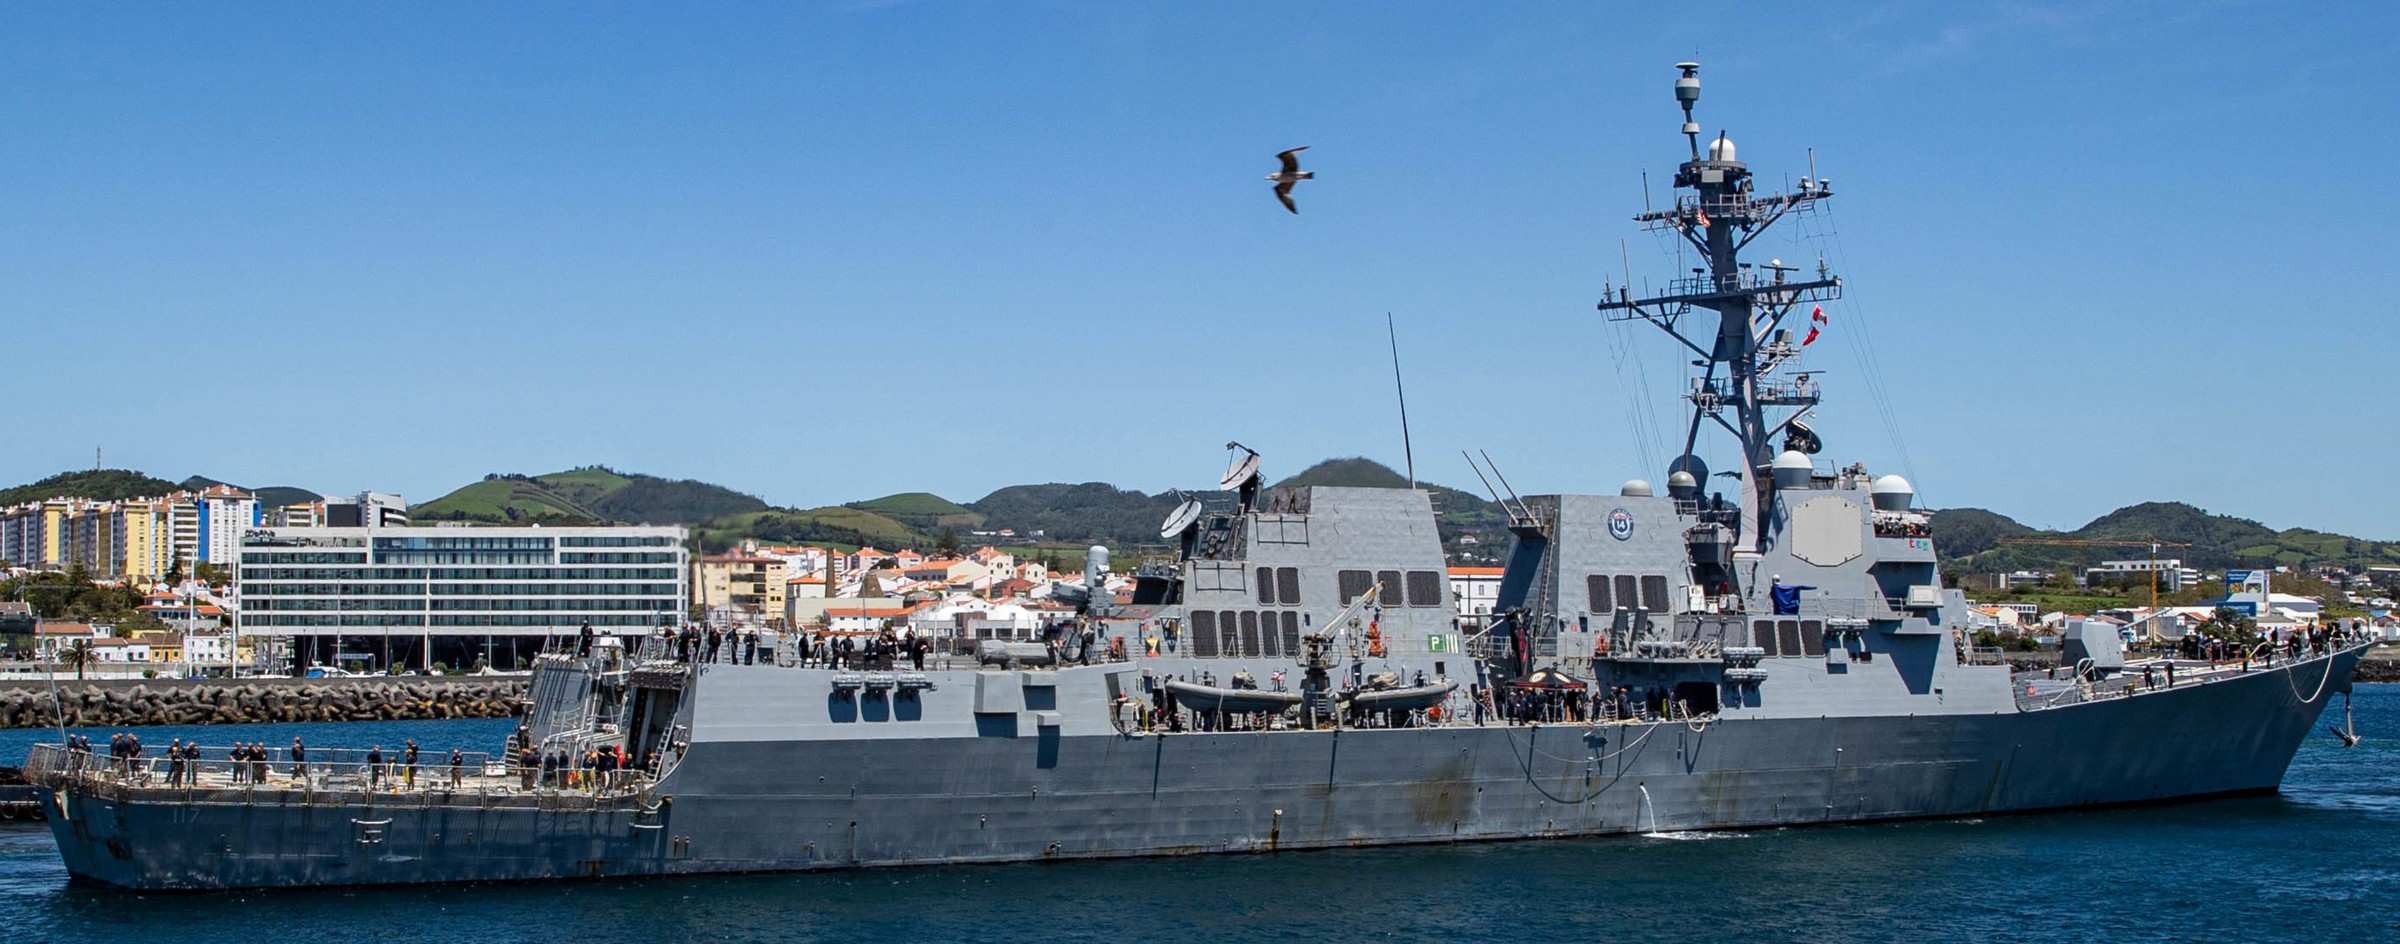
[1387,313,1416,489]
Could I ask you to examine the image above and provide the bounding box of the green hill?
[413,466,766,526]
[968,483,1182,547]
[696,506,924,553]
[848,493,986,532]
[0,469,181,506]
[1935,500,2400,574]
[411,477,600,523]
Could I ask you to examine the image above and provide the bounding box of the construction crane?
[1992,535,2194,614]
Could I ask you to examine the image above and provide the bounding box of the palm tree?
[60,639,94,680]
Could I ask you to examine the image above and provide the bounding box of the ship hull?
[40,648,2358,889]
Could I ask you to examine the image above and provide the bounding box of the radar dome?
[1708,136,1736,162]
[1667,471,1700,500]
[1771,450,1813,489]
[1870,474,1916,512]
[1620,479,1655,498]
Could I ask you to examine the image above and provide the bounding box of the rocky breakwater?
[2356,647,2400,683]
[0,677,527,729]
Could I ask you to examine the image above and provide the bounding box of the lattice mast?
[1598,62,1843,556]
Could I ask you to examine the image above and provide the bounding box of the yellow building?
[113,499,174,580]
[694,553,788,621]
[132,631,184,664]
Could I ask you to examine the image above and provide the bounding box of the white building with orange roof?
[787,574,828,600]
[1448,566,1503,627]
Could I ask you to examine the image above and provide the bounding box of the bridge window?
[1377,571,1404,606]
[1338,570,1373,604]
[1191,611,1218,658]
[1753,618,1779,657]
[1277,567,1302,605]
[1406,571,1443,607]
[1640,575,1670,612]
[1280,612,1301,655]
[1587,575,1613,613]
[1800,619,1826,657]
[1261,615,1282,657]
[1219,610,1239,658]
[1257,567,1276,605]
[1615,576,1639,612]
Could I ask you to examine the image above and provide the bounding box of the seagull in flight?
[1267,146,1313,214]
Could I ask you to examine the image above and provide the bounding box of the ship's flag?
[1802,306,1827,346]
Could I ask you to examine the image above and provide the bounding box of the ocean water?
[1,689,2393,944]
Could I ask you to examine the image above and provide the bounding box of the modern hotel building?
[235,524,688,672]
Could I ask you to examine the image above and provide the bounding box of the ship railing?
[1962,646,2008,666]
[34,745,512,791]
[22,743,69,783]
[36,744,666,799]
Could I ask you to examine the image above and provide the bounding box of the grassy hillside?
[968,482,1183,546]
[411,477,600,523]
[849,493,986,532]
[0,470,181,506]
[695,506,923,554]
[413,466,764,526]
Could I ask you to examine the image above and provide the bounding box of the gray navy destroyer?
[26,64,2369,889]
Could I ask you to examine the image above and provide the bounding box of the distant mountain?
[412,466,767,526]
[1933,500,2400,573]
[0,469,181,506]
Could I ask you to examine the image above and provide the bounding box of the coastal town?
[3,484,2395,681]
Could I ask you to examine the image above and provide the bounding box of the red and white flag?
[1802,306,1827,346]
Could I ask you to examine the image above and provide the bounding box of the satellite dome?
[1620,479,1655,497]
[1870,474,1916,512]
[1771,450,1813,489]
[1708,136,1736,162]
[1666,471,1700,501]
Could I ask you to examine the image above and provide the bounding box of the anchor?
[2327,692,2359,747]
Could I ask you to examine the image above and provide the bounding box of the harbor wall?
[0,677,527,729]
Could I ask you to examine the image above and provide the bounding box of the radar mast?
[1597,62,1843,558]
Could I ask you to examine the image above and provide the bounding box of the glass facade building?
[236,525,688,672]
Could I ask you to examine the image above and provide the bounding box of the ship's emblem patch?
[1607,508,1635,541]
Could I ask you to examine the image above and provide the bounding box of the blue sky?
[5,2,2397,537]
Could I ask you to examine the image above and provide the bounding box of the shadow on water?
[2,690,2395,944]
